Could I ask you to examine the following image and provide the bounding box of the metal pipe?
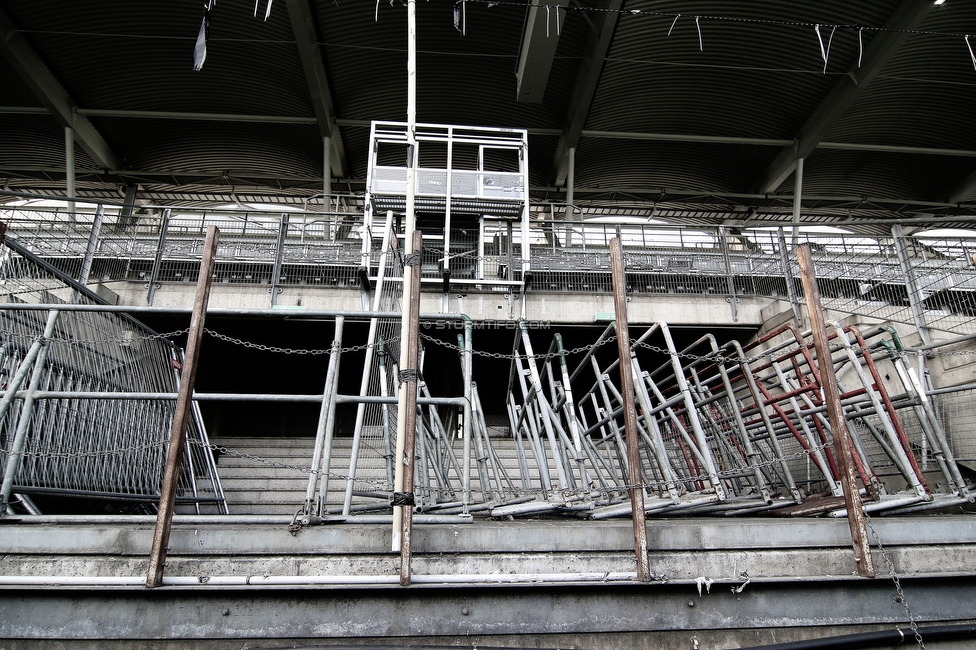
[303,316,343,519]
[398,229,423,586]
[609,238,650,582]
[65,127,75,218]
[791,156,803,245]
[146,208,171,306]
[0,310,59,429]
[77,203,104,288]
[891,224,932,347]
[323,135,332,207]
[0,571,640,588]
[796,244,874,578]
[462,322,473,513]
[0,309,60,514]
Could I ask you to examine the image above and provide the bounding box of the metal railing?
[3,197,976,336]
[0,238,226,514]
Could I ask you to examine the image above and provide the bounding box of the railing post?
[146,209,171,306]
[0,309,60,515]
[78,204,104,289]
[398,230,423,586]
[719,227,739,322]
[796,244,875,578]
[270,213,288,308]
[147,226,219,588]
[892,224,932,347]
[609,237,651,582]
[778,227,803,324]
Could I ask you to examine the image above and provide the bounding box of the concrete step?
[209,434,561,514]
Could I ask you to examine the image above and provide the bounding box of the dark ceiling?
[1,0,976,227]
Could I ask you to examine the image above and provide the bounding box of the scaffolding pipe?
[609,237,650,582]
[0,310,60,514]
[147,226,219,588]
[796,244,875,578]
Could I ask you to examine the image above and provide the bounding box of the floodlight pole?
[392,0,418,556]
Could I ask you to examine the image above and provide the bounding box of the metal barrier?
[491,320,974,519]
[0,237,227,514]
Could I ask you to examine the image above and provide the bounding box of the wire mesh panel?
[0,241,226,514]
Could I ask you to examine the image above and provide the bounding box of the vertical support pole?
[564,146,575,247]
[609,237,651,582]
[443,126,454,311]
[147,209,171,306]
[323,135,332,212]
[147,226,219,588]
[461,319,473,514]
[65,126,75,220]
[270,213,289,308]
[303,316,344,520]
[891,224,932,347]
[118,185,139,231]
[791,156,804,246]
[0,309,60,515]
[777,227,803,325]
[78,204,104,288]
[796,244,875,578]
[398,230,423,586]
[393,0,418,553]
[719,227,738,322]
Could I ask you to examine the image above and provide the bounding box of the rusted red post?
[147,226,219,588]
[609,237,651,582]
[399,230,423,586]
[796,244,875,578]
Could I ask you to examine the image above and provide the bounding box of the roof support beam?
[947,168,976,204]
[0,6,121,170]
[285,0,347,179]
[515,0,570,103]
[551,0,623,187]
[754,0,933,194]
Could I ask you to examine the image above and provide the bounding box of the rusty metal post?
[399,230,423,586]
[609,237,651,582]
[147,226,219,588]
[796,244,875,578]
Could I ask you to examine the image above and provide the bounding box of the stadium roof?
[2,0,976,227]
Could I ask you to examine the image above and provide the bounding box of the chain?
[865,513,925,649]
[189,439,393,489]
[202,328,398,356]
[16,439,166,459]
[1,328,191,345]
[420,332,617,361]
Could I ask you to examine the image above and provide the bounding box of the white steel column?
[791,156,804,245]
[323,135,332,211]
[564,146,575,246]
[65,126,75,218]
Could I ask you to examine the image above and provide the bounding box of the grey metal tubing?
[461,328,473,510]
[0,311,59,426]
[724,339,803,503]
[304,316,343,515]
[0,570,641,587]
[0,309,60,513]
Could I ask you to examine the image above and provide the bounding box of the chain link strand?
[865,513,925,649]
